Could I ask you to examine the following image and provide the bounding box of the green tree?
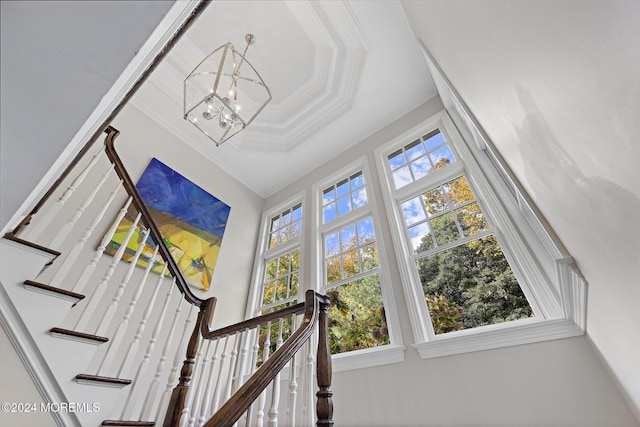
[416,175,532,333]
[326,274,389,354]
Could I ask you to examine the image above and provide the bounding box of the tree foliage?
[326,274,389,354]
[416,175,532,333]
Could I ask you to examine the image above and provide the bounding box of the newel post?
[163,304,205,427]
[316,293,334,426]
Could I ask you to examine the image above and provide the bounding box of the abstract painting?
[105,158,230,291]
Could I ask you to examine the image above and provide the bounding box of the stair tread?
[50,327,108,343]
[102,421,155,426]
[24,280,85,301]
[3,233,61,257]
[75,374,132,386]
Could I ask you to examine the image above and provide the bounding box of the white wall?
[0,324,55,427]
[401,0,640,418]
[111,104,264,327]
[263,97,639,425]
[0,0,174,230]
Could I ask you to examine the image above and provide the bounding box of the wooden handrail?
[103,126,206,308]
[204,289,323,427]
[202,300,306,340]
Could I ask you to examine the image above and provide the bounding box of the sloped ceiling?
[401,0,640,416]
[129,0,436,197]
[0,0,174,229]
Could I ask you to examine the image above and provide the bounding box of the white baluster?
[188,339,212,427]
[256,321,272,427]
[211,334,232,414]
[122,278,176,420]
[74,211,141,331]
[267,319,285,427]
[97,244,160,376]
[27,148,104,241]
[224,333,240,403]
[155,304,197,425]
[48,179,122,288]
[117,264,167,379]
[180,337,205,427]
[302,338,315,426]
[49,163,114,249]
[287,315,299,426]
[141,297,184,420]
[234,328,251,393]
[71,196,132,293]
[199,338,221,426]
[244,328,261,426]
[95,228,150,336]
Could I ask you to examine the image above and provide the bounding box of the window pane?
[336,178,350,197]
[291,248,301,271]
[401,197,426,226]
[446,176,474,206]
[337,196,351,217]
[326,256,341,284]
[424,131,446,151]
[361,243,379,270]
[388,149,406,169]
[323,203,336,223]
[270,217,279,232]
[281,209,291,225]
[340,225,356,251]
[392,166,413,189]
[409,222,434,253]
[268,202,303,249]
[405,140,425,160]
[343,250,360,277]
[416,235,533,334]
[357,217,375,245]
[276,278,288,300]
[431,213,460,246]
[290,219,302,238]
[325,232,339,257]
[265,259,277,281]
[455,202,489,237]
[422,187,447,216]
[350,172,365,189]
[326,274,389,354]
[292,204,302,220]
[430,145,455,169]
[410,156,432,180]
[278,254,290,277]
[323,188,335,204]
[290,272,299,296]
[352,188,368,209]
[262,283,275,306]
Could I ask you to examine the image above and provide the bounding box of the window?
[314,159,404,370]
[394,139,533,335]
[253,201,303,315]
[376,111,586,358]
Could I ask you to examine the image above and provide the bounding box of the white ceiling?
[129,0,436,198]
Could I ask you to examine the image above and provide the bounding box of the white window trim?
[246,192,306,319]
[311,156,405,371]
[375,110,587,359]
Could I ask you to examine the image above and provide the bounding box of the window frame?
[311,157,405,371]
[246,193,306,319]
[375,110,586,358]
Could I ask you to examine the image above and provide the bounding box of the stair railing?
[4,124,333,426]
[163,289,333,426]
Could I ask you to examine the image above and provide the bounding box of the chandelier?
[184,34,272,146]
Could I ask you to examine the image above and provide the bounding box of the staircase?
[0,127,333,426]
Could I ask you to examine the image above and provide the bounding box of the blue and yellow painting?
[106,158,230,291]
